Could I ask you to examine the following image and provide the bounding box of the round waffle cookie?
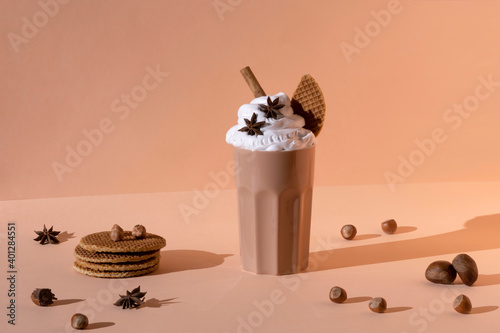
[74,245,159,264]
[73,261,160,278]
[75,256,159,272]
[79,231,166,253]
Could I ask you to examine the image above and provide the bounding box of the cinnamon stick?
[240,66,266,98]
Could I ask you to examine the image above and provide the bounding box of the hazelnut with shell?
[381,219,397,234]
[110,224,124,242]
[341,225,357,240]
[71,313,89,330]
[453,294,472,314]
[329,286,347,303]
[132,225,147,239]
[369,297,387,313]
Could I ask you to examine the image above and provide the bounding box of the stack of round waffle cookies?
[73,231,166,278]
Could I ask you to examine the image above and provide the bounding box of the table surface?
[2,182,500,333]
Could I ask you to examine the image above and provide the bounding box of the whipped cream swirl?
[226,93,316,151]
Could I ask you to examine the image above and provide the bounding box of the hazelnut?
[341,224,357,240]
[71,313,89,330]
[452,254,478,286]
[381,219,397,234]
[329,286,347,303]
[425,260,457,284]
[369,297,387,313]
[453,294,472,314]
[110,224,124,242]
[132,224,147,239]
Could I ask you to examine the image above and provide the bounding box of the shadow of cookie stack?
[73,230,166,278]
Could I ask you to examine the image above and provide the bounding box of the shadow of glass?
[142,297,179,308]
[308,214,500,271]
[343,296,372,304]
[86,322,115,330]
[57,231,75,243]
[151,250,232,275]
[385,306,413,313]
[394,226,418,234]
[470,305,499,314]
[53,298,84,306]
[353,234,381,241]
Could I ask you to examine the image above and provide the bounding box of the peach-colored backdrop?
[2,0,500,201]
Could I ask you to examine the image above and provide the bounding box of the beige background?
[2,0,500,201]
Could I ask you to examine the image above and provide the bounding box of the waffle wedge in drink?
[291,74,326,137]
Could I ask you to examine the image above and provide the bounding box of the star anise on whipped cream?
[238,113,265,136]
[258,96,285,119]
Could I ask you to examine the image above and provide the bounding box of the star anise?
[258,96,285,119]
[31,288,57,306]
[33,225,60,244]
[114,286,147,309]
[238,113,265,136]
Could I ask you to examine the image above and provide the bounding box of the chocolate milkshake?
[226,88,320,275]
[226,67,325,275]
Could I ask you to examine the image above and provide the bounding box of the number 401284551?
[7,223,16,270]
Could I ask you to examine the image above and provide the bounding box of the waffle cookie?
[74,245,159,263]
[79,231,166,253]
[74,230,166,278]
[74,261,160,278]
[75,256,159,272]
[291,74,326,137]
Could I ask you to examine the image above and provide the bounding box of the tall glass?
[233,146,315,275]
